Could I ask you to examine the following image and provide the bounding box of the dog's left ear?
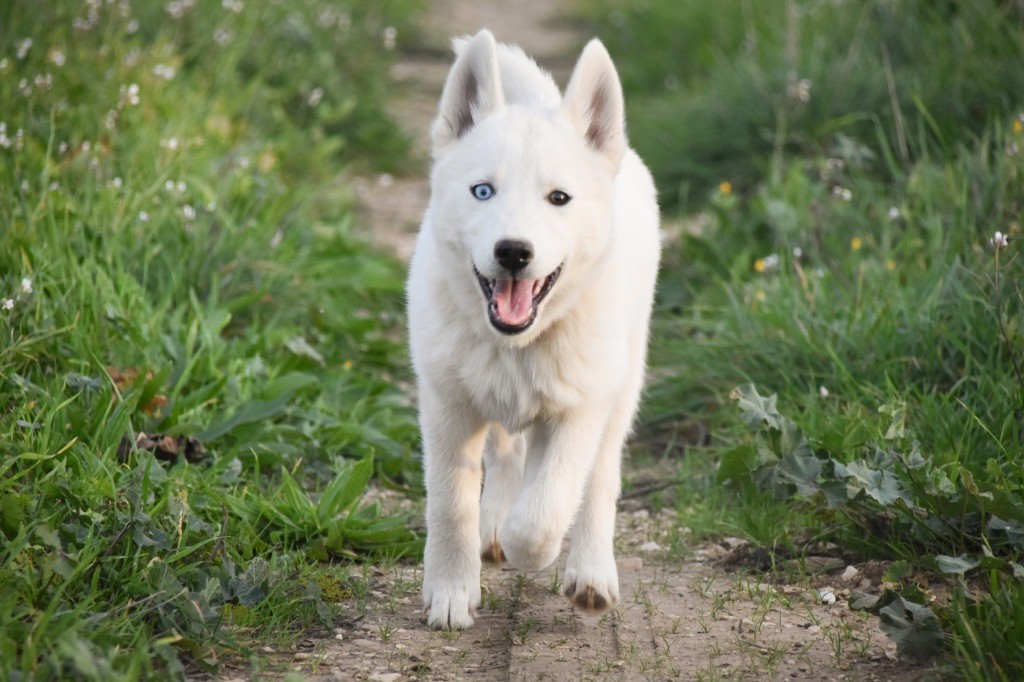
[562,39,627,167]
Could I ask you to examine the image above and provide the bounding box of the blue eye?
[471,183,495,201]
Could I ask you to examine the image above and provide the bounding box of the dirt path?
[308,2,938,680]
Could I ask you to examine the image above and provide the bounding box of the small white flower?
[887,206,900,220]
[214,29,233,46]
[222,0,244,12]
[111,177,123,189]
[125,83,140,106]
[819,385,830,398]
[139,210,151,222]
[792,246,803,259]
[2,298,14,311]
[382,26,397,51]
[126,19,140,34]
[160,137,179,150]
[0,58,8,71]
[989,231,1009,250]
[182,204,196,220]
[176,180,186,193]
[787,76,812,102]
[17,38,33,60]
[763,253,779,270]
[165,1,185,19]
[48,49,66,67]
[307,87,324,107]
[82,141,91,152]
[153,64,177,80]
[832,186,852,201]
[20,278,32,295]
[124,47,141,67]
[165,179,175,192]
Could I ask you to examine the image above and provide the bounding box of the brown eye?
[547,190,571,206]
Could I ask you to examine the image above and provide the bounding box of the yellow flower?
[754,258,766,273]
[343,359,353,370]
[850,237,863,251]
[1014,118,1023,135]
[718,180,732,196]
[258,150,277,173]
[886,259,896,271]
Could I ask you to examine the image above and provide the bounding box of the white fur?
[407,29,660,629]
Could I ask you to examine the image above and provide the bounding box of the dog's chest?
[458,340,587,432]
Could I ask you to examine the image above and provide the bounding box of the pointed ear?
[431,29,505,152]
[562,39,626,166]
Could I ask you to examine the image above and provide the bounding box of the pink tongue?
[492,279,537,326]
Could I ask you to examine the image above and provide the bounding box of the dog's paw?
[480,536,506,564]
[423,581,479,630]
[562,551,619,614]
[499,520,562,571]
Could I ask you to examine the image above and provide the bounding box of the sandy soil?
[246,502,932,681]
[255,2,940,680]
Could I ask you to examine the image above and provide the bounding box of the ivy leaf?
[228,557,270,606]
[774,450,822,496]
[835,459,914,507]
[935,554,981,576]
[716,443,758,485]
[730,384,784,430]
[878,402,907,440]
[878,598,944,661]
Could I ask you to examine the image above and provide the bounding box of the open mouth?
[474,264,562,334]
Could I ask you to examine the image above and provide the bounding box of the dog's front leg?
[420,389,488,629]
[479,425,526,564]
[562,385,642,614]
[498,406,607,572]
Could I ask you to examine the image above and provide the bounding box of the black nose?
[494,239,534,274]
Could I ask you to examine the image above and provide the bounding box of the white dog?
[407,29,660,629]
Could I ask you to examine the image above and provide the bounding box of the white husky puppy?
[407,29,660,629]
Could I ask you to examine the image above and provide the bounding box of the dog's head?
[426,29,628,342]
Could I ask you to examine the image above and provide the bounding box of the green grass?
[1,0,422,678]
[586,0,1024,209]
[5,0,1024,677]
[586,0,1024,672]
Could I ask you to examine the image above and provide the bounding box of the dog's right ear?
[432,29,505,153]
